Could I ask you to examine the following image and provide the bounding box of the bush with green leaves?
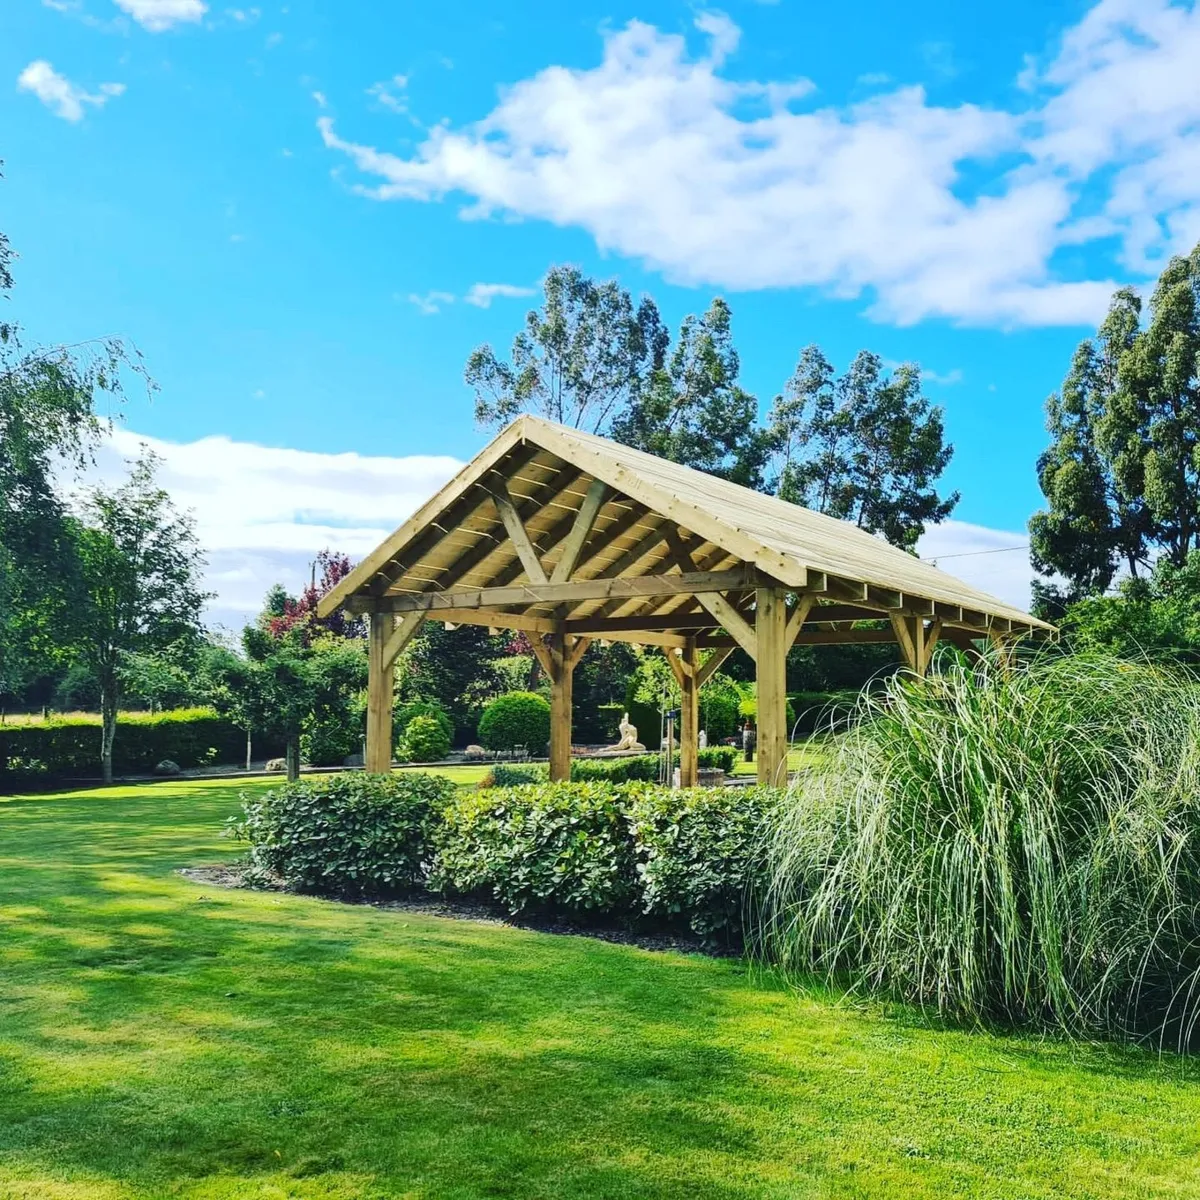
[477,747,739,789]
[485,763,546,787]
[395,699,454,749]
[228,771,456,898]
[430,782,641,918]
[765,652,1200,1047]
[399,713,451,763]
[477,691,551,753]
[630,785,780,944]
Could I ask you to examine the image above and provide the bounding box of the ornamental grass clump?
[764,653,1200,1048]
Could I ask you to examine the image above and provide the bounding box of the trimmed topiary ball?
[477,691,551,754]
[400,713,452,763]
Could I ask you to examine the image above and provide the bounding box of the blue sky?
[4,0,1199,624]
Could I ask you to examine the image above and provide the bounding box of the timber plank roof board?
[319,414,1051,634]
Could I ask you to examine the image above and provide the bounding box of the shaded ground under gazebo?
[318,416,1051,786]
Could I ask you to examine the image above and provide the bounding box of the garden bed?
[178,864,737,956]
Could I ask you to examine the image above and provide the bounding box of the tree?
[0,194,149,698]
[266,550,364,643]
[1030,288,1150,601]
[768,348,958,550]
[1031,243,1200,599]
[1060,552,1200,661]
[397,620,504,741]
[75,450,209,782]
[612,298,773,487]
[465,265,667,433]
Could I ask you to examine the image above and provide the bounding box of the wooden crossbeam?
[383,611,424,668]
[494,484,549,584]
[567,611,718,634]
[785,595,816,649]
[695,646,733,686]
[663,529,758,658]
[361,567,761,615]
[426,466,587,599]
[566,634,592,671]
[550,480,609,583]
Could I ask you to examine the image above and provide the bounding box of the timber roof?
[318,415,1051,641]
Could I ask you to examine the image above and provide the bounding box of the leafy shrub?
[697,746,738,773]
[400,713,451,763]
[301,711,360,767]
[477,691,551,753]
[570,755,661,783]
[765,653,1200,1047]
[476,748,738,788]
[630,786,780,943]
[485,763,547,787]
[0,708,274,782]
[395,699,454,748]
[737,692,796,732]
[431,782,640,918]
[229,771,456,898]
[700,675,742,742]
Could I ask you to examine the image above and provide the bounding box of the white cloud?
[17,60,124,122]
[463,282,536,308]
[923,366,964,385]
[368,73,409,114]
[917,519,1033,612]
[318,2,1200,329]
[405,290,455,314]
[113,0,207,31]
[81,429,462,629]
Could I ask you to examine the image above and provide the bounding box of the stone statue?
[610,712,646,753]
[698,729,708,749]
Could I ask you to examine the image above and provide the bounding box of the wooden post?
[756,586,788,787]
[366,611,396,774]
[890,613,941,677]
[548,627,574,782]
[679,639,699,788]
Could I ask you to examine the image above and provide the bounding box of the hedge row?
[230,773,781,945]
[485,746,739,788]
[0,709,277,779]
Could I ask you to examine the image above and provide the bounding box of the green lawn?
[3,781,1200,1198]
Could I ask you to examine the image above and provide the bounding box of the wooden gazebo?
[318,416,1050,786]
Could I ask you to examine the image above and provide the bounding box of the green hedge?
[629,785,780,942]
[430,782,640,918]
[0,708,271,779]
[232,773,784,945]
[228,772,457,897]
[481,747,738,788]
[478,691,551,753]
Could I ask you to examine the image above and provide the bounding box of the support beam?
[550,480,609,583]
[679,639,699,788]
[382,611,424,669]
[494,485,549,584]
[696,646,733,687]
[366,612,397,774]
[362,567,762,615]
[663,529,758,657]
[548,627,575,782]
[785,595,816,649]
[756,586,788,787]
[890,613,942,676]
